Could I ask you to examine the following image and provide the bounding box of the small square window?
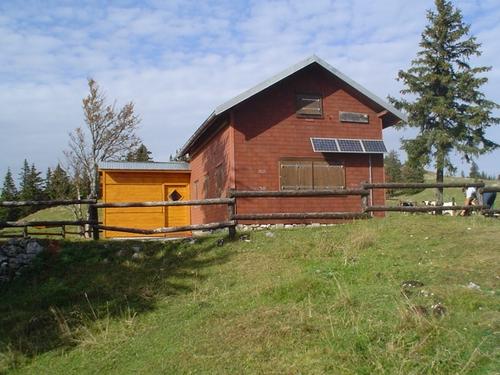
[296,94,323,118]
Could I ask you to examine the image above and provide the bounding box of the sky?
[1,0,499,183]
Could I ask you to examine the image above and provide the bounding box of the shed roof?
[98,161,190,171]
[179,55,407,156]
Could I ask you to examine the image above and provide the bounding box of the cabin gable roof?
[179,55,406,156]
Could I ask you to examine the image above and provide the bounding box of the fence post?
[88,201,99,240]
[361,182,370,216]
[478,187,484,213]
[227,190,236,239]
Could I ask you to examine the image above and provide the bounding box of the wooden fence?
[0,199,97,239]
[0,183,497,240]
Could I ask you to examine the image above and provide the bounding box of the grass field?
[1,215,498,374]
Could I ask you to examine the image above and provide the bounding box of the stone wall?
[0,239,44,283]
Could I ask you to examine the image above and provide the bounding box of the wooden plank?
[313,161,344,189]
[339,111,369,123]
[0,199,96,207]
[98,221,236,235]
[232,189,369,197]
[363,182,485,189]
[365,205,486,212]
[233,212,368,220]
[94,197,234,208]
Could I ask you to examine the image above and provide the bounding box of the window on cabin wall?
[280,160,344,190]
[296,94,323,118]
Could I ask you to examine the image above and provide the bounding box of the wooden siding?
[101,170,190,238]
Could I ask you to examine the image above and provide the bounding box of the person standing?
[460,186,477,216]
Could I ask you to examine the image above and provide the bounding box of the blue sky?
[0,0,499,182]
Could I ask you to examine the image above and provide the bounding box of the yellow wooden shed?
[98,161,191,238]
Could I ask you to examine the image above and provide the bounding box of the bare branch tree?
[66,78,141,197]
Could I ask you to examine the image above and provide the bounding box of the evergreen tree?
[0,168,19,221]
[384,150,403,196]
[460,170,465,178]
[469,161,479,179]
[401,160,425,195]
[48,164,75,199]
[44,167,52,199]
[19,161,44,216]
[390,0,499,205]
[126,143,153,162]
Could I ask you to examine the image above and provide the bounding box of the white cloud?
[0,0,499,182]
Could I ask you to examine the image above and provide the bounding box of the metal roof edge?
[98,161,190,171]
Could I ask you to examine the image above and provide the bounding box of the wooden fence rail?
[230,189,369,197]
[362,182,485,189]
[98,221,236,235]
[232,212,368,220]
[479,186,500,193]
[0,220,96,228]
[94,197,234,208]
[365,205,486,213]
[0,199,96,207]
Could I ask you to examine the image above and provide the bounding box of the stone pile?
[0,238,44,282]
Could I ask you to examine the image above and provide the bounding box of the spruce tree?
[19,161,44,216]
[48,164,75,199]
[44,167,52,199]
[469,161,479,179]
[126,143,153,162]
[390,0,499,204]
[0,168,19,221]
[384,150,403,196]
[401,160,425,195]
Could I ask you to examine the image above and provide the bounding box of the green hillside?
[1,215,498,374]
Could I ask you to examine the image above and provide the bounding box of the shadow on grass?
[0,236,232,359]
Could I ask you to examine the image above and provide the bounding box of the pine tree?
[44,167,52,199]
[19,161,44,216]
[401,160,425,195]
[0,168,19,221]
[384,150,403,196]
[390,0,499,205]
[469,161,479,179]
[48,164,75,199]
[126,143,153,162]
[460,170,465,178]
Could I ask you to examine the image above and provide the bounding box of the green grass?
[1,215,498,374]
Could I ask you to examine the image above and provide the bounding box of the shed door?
[164,185,190,229]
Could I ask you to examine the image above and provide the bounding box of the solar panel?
[362,140,387,153]
[311,138,338,152]
[337,139,364,152]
